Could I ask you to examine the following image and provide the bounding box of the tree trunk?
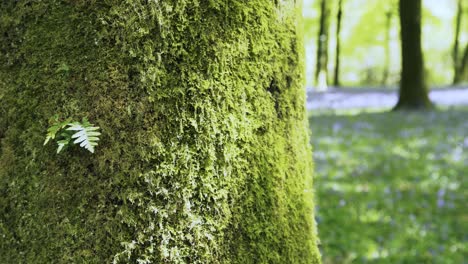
[315,0,330,90]
[0,1,321,263]
[333,0,344,87]
[394,0,433,110]
[382,8,393,86]
[457,43,468,83]
[453,0,464,84]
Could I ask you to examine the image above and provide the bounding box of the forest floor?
[307,85,468,110]
[309,104,467,263]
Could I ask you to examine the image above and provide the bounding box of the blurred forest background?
[305,1,467,263]
[303,0,468,89]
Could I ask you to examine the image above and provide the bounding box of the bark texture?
[0,1,321,263]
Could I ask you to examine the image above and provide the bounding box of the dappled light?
[310,108,467,263]
[306,3,467,258]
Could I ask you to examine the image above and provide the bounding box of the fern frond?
[44,118,72,146]
[57,139,69,154]
[54,132,72,154]
[44,117,100,154]
[67,121,101,153]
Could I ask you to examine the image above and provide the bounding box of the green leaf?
[66,121,101,153]
[44,118,72,145]
[44,117,100,154]
[56,139,70,154]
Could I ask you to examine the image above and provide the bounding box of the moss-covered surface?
[0,1,321,263]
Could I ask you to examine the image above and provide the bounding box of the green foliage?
[44,117,101,153]
[43,118,72,146]
[0,1,320,263]
[303,0,468,87]
[310,107,467,264]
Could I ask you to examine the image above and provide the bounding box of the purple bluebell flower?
[437,198,445,208]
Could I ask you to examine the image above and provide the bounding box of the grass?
[309,107,467,264]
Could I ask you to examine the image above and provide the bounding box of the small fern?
[67,120,101,153]
[44,117,101,154]
[44,118,72,146]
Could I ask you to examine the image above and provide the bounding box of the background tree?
[333,0,344,87]
[304,0,464,88]
[456,43,468,82]
[315,0,331,90]
[394,0,433,110]
[452,0,463,84]
[453,0,468,84]
[0,1,321,263]
[382,2,397,86]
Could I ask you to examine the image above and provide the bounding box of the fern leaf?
[44,117,100,154]
[44,118,71,145]
[56,139,69,154]
[67,122,101,153]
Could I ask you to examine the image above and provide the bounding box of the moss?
[0,1,321,263]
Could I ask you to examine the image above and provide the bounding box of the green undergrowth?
[310,106,467,264]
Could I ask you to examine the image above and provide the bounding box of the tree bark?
[0,1,321,263]
[333,0,344,87]
[453,0,464,84]
[315,0,330,89]
[394,0,433,110]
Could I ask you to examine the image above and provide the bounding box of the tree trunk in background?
[453,0,463,84]
[382,8,393,86]
[457,43,468,83]
[394,0,433,110]
[0,1,321,263]
[333,0,344,87]
[315,0,330,90]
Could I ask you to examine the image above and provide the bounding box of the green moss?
[0,1,321,263]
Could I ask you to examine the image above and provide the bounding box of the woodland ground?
[307,85,468,110]
[309,105,467,263]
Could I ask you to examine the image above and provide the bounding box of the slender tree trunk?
[382,9,393,86]
[457,43,468,83]
[0,1,321,263]
[394,0,433,110]
[315,0,330,90]
[453,0,463,84]
[333,0,344,87]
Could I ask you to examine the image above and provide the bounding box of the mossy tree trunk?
[394,0,433,110]
[0,1,321,263]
